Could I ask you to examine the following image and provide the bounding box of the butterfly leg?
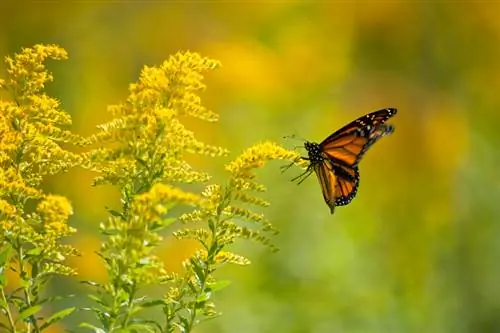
[280,162,295,173]
[280,157,309,173]
[291,169,313,184]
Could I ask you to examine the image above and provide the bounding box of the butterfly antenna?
[283,133,307,142]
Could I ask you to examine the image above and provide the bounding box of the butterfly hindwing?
[333,164,359,206]
[312,161,337,213]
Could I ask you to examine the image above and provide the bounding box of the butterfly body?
[290,108,397,214]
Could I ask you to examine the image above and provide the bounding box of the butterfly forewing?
[320,108,397,167]
[321,135,372,166]
[321,108,397,147]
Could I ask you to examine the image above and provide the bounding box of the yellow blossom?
[214,251,251,265]
[87,51,227,190]
[3,44,67,99]
[37,195,73,225]
[225,141,306,179]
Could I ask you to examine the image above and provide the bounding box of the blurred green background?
[2,2,500,332]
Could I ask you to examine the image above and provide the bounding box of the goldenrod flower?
[214,251,251,265]
[0,44,81,331]
[226,140,306,179]
[2,44,67,98]
[87,51,227,190]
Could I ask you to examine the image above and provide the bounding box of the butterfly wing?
[332,164,359,207]
[354,123,395,163]
[321,108,397,145]
[312,161,337,213]
[320,108,397,167]
[312,160,360,213]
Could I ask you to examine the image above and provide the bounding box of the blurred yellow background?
[2,2,500,332]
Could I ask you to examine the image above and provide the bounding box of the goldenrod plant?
[0,45,82,332]
[0,44,305,333]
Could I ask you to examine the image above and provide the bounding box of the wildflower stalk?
[82,51,227,333]
[0,44,81,332]
[180,188,229,332]
[0,287,16,331]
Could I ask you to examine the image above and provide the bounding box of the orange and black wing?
[332,164,359,207]
[312,160,360,213]
[312,161,337,213]
[320,108,396,167]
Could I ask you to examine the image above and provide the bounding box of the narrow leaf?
[79,323,106,333]
[207,280,231,293]
[141,299,165,308]
[20,304,43,319]
[125,323,156,333]
[0,267,7,287]
[38,294,75,306]
[189,258,205,285]
[196,292,211,303]
[105,207,124,219]
[0,246,11,266]
[40,307,76,330]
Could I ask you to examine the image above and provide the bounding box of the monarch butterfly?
[285,108,397,214]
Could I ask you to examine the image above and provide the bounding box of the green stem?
[184,186,231,333]
[121,283,137,328]
[18,247,41,333]
[0,287,17,333]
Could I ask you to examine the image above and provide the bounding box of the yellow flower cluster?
[128,52,221,123]
[1,44,68,98]
[132,183,202,221]
[0,45,80,280]
[178,142,301,260]
[226,140,307,182]
[0,45,83,189]
[87,51,227,189]
[224,141,305,212]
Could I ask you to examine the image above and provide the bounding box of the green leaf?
[135,157,149,168]
[25,248,42,256]
[150,217,176,231]
[125,323,156,333]
[39,307,76,330]
[38,294,75,306]
[177,315,190,333]
[189,258,206,286]
[20,304,43,319]
[0,246,11,266]
[195,300,207,310]
[100,227,120,236]
[87,294,109,308]
[79,323,106,333]
[141,299,165,308]
[81,280,105,290]
[0,267,7,287]
[12,118,20,130]
[207,280,231,293]
[105,207,124,219]
[129,319,163,332]
[196,292,210,303]
[0,292,8,311]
